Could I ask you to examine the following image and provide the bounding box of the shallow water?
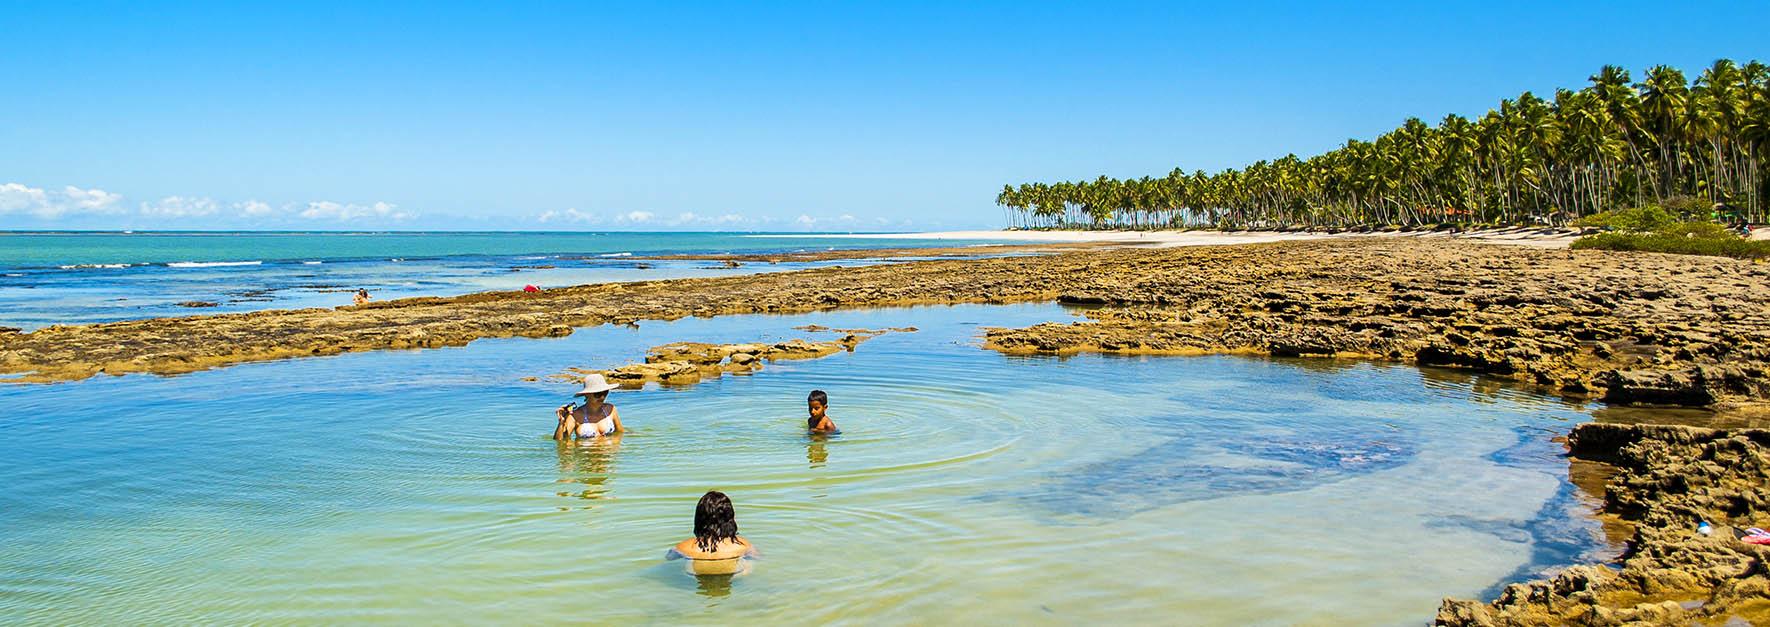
[0,232,992,329]
[0,303,1615,624]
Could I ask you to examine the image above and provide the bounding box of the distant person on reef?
[806,389,839,434]
[352,289,371,306]
[667,491,757,575]
[554,374,623,441]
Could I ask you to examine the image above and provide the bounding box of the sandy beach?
[773,226,1586,249]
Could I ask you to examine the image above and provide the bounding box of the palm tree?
[998,59,1769,228]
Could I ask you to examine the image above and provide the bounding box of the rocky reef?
[538,333,886,389]
[981,241,1770,413]
[1437,423,1770,625]
[7,240,1766,395]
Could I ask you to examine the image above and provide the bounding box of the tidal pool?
[0,304,1613,624]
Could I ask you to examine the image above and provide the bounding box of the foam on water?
[165,260,263,268]
[0,232,1004,330]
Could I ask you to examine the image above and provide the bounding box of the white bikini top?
[577,407,616,436]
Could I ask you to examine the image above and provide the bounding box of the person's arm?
[814,416,836,432]
[607,406,622,434]
[553,404,578,440]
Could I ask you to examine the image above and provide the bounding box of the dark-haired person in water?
[806,389,839,434]
[669,491,757,575]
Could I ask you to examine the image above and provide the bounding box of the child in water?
[668,491,757,575]
[806,389,839,434]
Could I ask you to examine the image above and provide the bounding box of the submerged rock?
[1007,417,1417,520]
[547,330,911,389]
[1436,423,1770,626]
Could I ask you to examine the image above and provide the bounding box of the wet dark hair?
[694,491,739,553]
[808,389,828,405]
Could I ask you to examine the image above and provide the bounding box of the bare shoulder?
[674,537,751,560]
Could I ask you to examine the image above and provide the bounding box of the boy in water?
[806,389,839,434]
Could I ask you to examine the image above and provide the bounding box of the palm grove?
[996,60,1769,230]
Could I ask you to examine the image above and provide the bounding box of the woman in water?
[553,374,623,441]
[669,491,757,575]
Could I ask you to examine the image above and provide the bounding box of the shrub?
[1571,232,1770,259]
[1661,195,1713,217]
[1656,221,1735,239]
[1575,206,1678,232]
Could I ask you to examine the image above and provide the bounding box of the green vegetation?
[1574,205,1680,232]
[1571,232,1768,259]
[1569,205,1766,259]
[997,60,1770,230]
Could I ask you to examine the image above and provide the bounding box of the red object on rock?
[523,284,540,293]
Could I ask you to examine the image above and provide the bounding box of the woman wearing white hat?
[553,374,624,441]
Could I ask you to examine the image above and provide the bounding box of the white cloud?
[536,208,602,224]
[620,210,655,223]
[64,186,124,211]
[140,196,219,218]
[0,182,124,219]
[298,200,413,222]
[838,214,855,222]
[795,214,816,225]
[0,183,433,226]
[235,200,275,217]
[0,183,48,214]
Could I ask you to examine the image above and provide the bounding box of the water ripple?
[0,303,1615,624]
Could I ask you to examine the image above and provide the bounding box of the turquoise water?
[0,231,989,329]
[0,303,1613,624]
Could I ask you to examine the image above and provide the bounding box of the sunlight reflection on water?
[0,303,1630,624]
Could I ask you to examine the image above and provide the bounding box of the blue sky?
[3,1,1767,231]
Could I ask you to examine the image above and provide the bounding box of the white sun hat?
[574,374,620,395]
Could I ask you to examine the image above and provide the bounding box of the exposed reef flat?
[1437,423,1770,625]
[981,243,1770,413]
[3,239,1767,411]
[624,241,1100,262]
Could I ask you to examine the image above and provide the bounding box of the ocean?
[0,231,995,329]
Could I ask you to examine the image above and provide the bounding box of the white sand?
[758,227,1583,249]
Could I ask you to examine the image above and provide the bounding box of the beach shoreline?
[754,226,1585,248]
